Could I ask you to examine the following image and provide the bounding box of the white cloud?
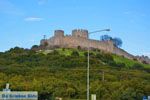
[24,17,44,21]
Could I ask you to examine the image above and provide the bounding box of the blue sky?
[0,0,150,56]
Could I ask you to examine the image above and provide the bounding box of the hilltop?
[0,47,150,100]
[36,29,150,64]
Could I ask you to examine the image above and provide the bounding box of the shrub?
[77,46,81,50]
[31,45,39,50]
[84,52,94,57]
[52,50,59,55]
[62,48,65,51]
[71,51,79,56]
[96,53,103,59]
[104,53,114,61]
[116,62,126,68]
[132,63,144,70]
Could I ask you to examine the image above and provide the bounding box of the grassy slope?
[113,54,150,68]
[40,48,150,69]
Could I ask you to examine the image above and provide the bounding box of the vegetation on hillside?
[0,47,150,100]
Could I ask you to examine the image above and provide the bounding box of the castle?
[40,29,150,64]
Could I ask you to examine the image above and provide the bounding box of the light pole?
[87,29,110,100]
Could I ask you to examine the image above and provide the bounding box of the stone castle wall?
[41,29,134,59]
[113,46,134,59]
[39,29,150,64]
[62,36,114,52]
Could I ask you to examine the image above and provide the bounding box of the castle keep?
[40,29,134,59]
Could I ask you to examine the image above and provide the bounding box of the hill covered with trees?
[0,47,150,100]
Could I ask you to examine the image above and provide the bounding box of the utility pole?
[87,29,110,100]
[43,35,46,40]
[102,71,105,82]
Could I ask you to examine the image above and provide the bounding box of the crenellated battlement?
[72,29,88,39]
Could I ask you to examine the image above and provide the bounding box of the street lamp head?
[89,29,111,34]
[105,29,110,31]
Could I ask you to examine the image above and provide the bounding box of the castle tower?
[72,29,88,39]
[53,30,64,47]
[54,30,64,37]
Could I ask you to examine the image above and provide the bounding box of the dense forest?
[0,47,150,100]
